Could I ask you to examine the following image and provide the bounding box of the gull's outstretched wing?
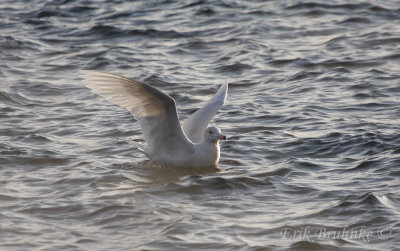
[182,82,228,142]
[80,70,194,158]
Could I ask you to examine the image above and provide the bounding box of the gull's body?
[80,70,228,168]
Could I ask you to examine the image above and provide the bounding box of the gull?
[80,70,228,168]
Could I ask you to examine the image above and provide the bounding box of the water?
[1,0,399,250]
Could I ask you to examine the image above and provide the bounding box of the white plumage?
[80,70,228,168]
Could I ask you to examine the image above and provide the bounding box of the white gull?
[80,70,228,168]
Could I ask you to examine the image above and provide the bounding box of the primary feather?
[80,70,194,159]
[182,82,228,142]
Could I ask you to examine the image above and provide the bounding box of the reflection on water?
[111,161,222,186]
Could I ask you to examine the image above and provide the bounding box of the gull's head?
[204,126,226,143]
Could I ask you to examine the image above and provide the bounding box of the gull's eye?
[208,130,212,134]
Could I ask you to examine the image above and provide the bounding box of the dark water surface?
[1,0,399,250]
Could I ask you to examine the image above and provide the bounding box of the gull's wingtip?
[79,69,90,75]
[79,70,114,83]
[221,80,229,93]
[79,70,91,83]
[79,69,95,80]
[79,69,101,76]
[215,80,228,104]
[220,80,228,95]
[218,80,228,90]
[79,70,98,85]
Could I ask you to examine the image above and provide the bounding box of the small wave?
[215,62,253,74]
[381,52,400,61]
[318,59,381,69]
[181,0,208,9]
[128,28,190,39]
[288,240,339,251]
[0,36,41,51]
[286,2,369,11]
[253,167,292,178]
[182,0,236,9]
[37,10,64,19]
[98,11,134,20]
[0,193,18,201]
[247,10,275,16]
[76,25,191,39]
[52,177,97,186]
[269,58,315,68]
[307,192,389,221]
[195,6,216,16]
[291,159,324,171]
[282,130,400,160]
[87,205,132,220]
[145,171,274,197]
[338,17,371,24]
[344,159,381,172]
[376,194,400,214]
[342,193,382,208]
[19,156,70,167]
